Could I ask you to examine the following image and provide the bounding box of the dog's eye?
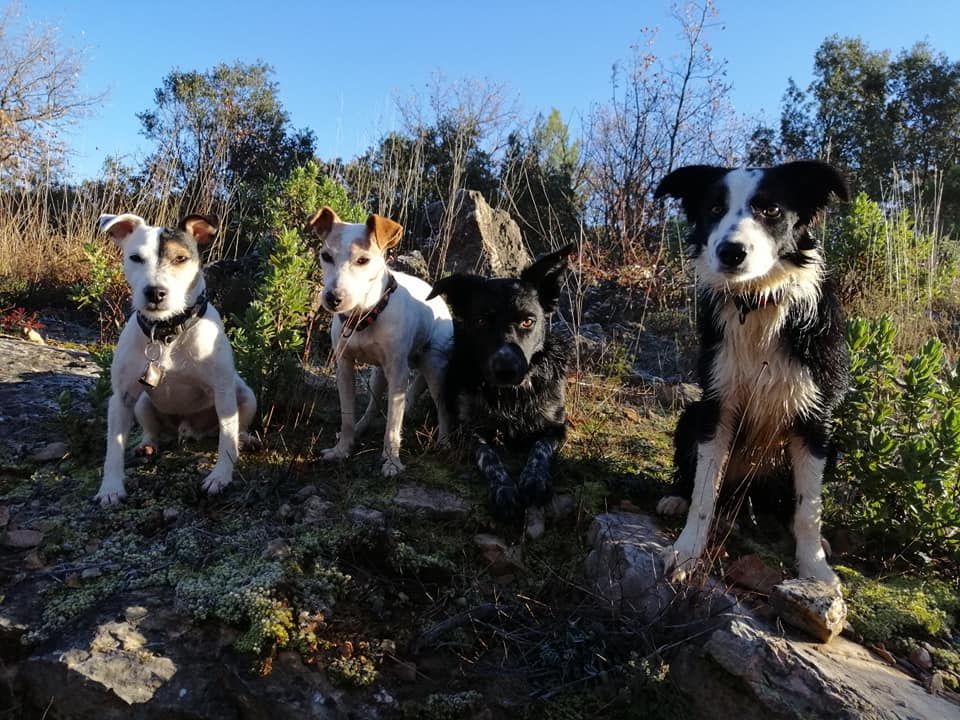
[128,254,144,264]
[518,317,536,330]
[355,256,370,266]
[709,204,725,217]
[760,205,782,219]
[173,255,189,264]
[320,251,333,263]
[476,316,490,328]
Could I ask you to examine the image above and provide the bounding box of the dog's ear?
[520,243,575,313]
[428,273,483,318]
[654,165,730,220]
[304,207,340,241]
[769,160,850,223]
[366,214,403,251]
[98,213,145,245]
[178,214,219,244]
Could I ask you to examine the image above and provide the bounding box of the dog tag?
[139,360,164,388]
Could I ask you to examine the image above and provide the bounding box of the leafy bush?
[829,316,960,565]
[229,163,365,419]
[70,241,128,343]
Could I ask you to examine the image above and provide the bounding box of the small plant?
[70,240,129,343]
[829,316,960,566]
[0,306,44,335]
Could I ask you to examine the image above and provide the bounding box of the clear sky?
[17,0,960,181]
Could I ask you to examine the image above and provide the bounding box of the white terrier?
[305,207,452,477]
[95,213,257,506]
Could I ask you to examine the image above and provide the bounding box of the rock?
[769,579,846,643]
[22,549,45,570]
[672,618,960,720]
[1,529,43,548]
[81,567,103,581]
[725,554,784,594]
[909,645,933,670]
[424,189,531,278]
[293,484,319,502]
[391,250,430,281]
[28,441,68,463]
[395,660,418,682]
[262,538,291,560]
[583,512,674,620]
[23,327,45,344]
[162,507,179,522]
[474,534,524,576]
[392,483,470,520]
[0,506,8,528]
[278,503,293,519]
[303,496,336,525]
[546,494,575,521]
[524,507,546,540]
[347,506,386,529]
[655,382,702,409]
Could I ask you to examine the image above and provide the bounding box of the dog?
[428,244,574,525]
[95,213,257,506]
[653,160,850,587]
[305,207,452,477]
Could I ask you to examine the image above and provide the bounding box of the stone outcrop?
[424,189,531,279]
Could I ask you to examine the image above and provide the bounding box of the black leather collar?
[339,273,398,335]
[136,293,208,344]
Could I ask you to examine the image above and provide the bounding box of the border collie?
[428,245,574,525]
[653,160,850,587]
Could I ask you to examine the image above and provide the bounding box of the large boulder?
[424,189,531,278]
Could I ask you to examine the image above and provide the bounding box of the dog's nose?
[325,290,343,310]
[716,242,747,268]
[144,285,167,304]
[489,345,526,385]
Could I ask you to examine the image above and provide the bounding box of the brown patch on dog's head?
[178,214,219,244]
[366,214,403,251]
[305,207,340,241]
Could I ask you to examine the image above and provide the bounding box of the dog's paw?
[797,555,841,589]
[488,482,521,524]
[321,445,351,462]
[133,441,159,458]
[518,467,552,508]
[94,481,127,507]
[656,495,690,516]
[660,531,705,583]
[201,469,232,495]
[381,455,405,477]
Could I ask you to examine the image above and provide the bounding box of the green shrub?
[829,316,960,565]
[70,240,128,343]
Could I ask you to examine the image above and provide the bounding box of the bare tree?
[0,3,100,183]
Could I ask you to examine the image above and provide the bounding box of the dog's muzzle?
[144,285,167,307]
[716,241,747,271]
[487,344,528,386]
[324,289,344,311]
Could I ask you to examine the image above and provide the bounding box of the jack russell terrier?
[305,207,452,477]
[95,213,257,506]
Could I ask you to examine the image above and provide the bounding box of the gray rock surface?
[392,482,470,520]
[770,578,847,643]
[424,189,531,278]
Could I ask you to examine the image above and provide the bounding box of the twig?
[407,602,503,655]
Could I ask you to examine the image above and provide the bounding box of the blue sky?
[19,0,960,181]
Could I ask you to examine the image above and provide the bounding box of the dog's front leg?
[96,389,139,505]
[790,432,840,588]
[380,362,409,476]
[475,438,519,522]
[201,385,241,494]
[662,424,731,582]
[322,356,357,461]
[518,438,556,508]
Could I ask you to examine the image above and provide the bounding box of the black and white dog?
[428,245,574,524]
[653,161,850,587]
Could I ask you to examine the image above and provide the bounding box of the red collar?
[339,273,398,335]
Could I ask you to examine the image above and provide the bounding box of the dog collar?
[732,293,776,324]
[136,293,208,344]
[339,273,398,334]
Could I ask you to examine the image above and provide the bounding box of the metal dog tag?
[139,361,164,388]
[139,341,165,388]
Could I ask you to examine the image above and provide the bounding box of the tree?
[0,3,100,184]
[745,123,778,166]
[137,62,315,229]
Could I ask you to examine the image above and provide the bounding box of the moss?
[838,566,959,642]
[403,691,484,720]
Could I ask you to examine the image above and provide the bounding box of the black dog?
[428,245,575,523]
[653,161,849,586]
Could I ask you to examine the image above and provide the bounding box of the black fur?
[429,245,574,522]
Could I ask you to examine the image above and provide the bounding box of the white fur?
[316,218,452,476]
[96,214,256,506]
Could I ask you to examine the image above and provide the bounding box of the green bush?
[229,163,366,417]
[829,316,960,565]
[70,241,128,343]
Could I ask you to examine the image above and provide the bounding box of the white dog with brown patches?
[96,213,257,506]
[305,208,452,477]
